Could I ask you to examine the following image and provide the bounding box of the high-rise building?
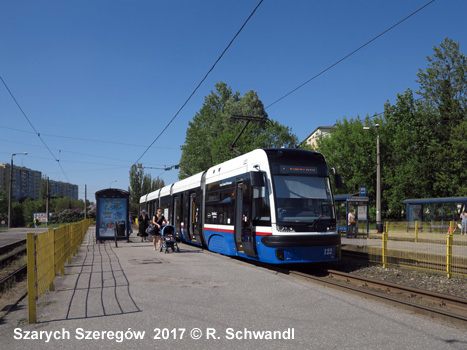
[49,180,79,200]
[0,163,79,201]
[0,163,41,201]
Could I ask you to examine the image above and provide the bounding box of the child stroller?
[160,225,180,253]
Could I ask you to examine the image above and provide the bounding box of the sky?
[1,0,466,201]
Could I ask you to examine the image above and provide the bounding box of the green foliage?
[382,90,433,215]
[416,38,467,110]
[316,115,378,196]
[128,164,144,205]
[12,203,24,227]
[52,197,83,213]
[49,208,84,224]
[22,198,46,225]
[415,38,467,197]
[315,38,467,220]
[128,165,165,212]
[151,176,165,191]
[179,82,298,178]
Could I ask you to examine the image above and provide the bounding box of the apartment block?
[0,163,79,201]
[49,180,79,200]
[0,163,41,201]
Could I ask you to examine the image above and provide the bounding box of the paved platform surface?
[0,228,47,248]
[1,227,466,350]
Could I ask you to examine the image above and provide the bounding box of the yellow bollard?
[415,221,419,243]
[382,222,388,269]
[27,233,37,324]
[446,221,453,279]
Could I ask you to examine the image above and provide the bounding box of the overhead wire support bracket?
[139,164,180,171]
[230,115,269,156]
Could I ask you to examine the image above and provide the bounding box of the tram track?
[342,249,467,275]
[289,268,467,329]
[0,241,27,293]
[2,239,467,329]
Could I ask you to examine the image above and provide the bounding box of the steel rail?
[0,265,27,290]
[0,247,27,268]
[0,239,27,257]
[289,269,467,329]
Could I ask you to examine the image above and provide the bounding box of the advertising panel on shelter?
[95,189,130,241]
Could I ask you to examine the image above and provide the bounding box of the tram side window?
[205,186,235,225]
[220,187,235,225]
[205,192,219,225]
[160,197,171,223]
[252,184,271,226]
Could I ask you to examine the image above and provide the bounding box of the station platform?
[0,227,47,248]
[1,227,466,349]
[341,231,467,257]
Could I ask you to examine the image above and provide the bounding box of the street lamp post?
[376,132,382,233]
[110,180,117,189]
[364,125,383,233]
[8,152,28,229]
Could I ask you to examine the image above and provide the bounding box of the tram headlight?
[276,225,295,233]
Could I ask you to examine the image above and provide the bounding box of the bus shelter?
[95,188,130,242]
[402,197,467,232]
[335,194,370,237]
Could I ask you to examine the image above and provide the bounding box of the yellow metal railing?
[378,221,466,278]
[27,218,93,323]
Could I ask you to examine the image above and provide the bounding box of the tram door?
[183,193,193,241]
[173,195,181,240]
[235,181,257,258]
[189,192,201,243]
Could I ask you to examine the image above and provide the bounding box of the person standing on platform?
[347,209,356,238]
[460,210,467,235]
[152,208,167,251]
[138,209,150,242]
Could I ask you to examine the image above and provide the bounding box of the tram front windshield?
[273,175,336,232]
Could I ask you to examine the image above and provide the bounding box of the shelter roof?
[334,194,359,201]
[402,197,467,205]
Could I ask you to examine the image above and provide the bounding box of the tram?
[139,148,341,264]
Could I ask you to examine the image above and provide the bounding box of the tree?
[179,82,239,178]
[142,173,152,196]
[22,198,46,225]
[315,115,378,196]
[128,164,144,205]
[11,203,24,227]
[179,82,298,179]
[383,90,433,215]
[416,38,467,197]
[152,176,165,191]
[316,38,467,220]
[53,197,83,213]
[416,38,467,112]
[128,165,165,215]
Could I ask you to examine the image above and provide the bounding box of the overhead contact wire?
[0,74,70,181]
[134,0,264,165]
[265,0,437,110]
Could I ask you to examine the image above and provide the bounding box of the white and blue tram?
[139,148,340,264]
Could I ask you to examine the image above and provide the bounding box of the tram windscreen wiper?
[310,215,323,227]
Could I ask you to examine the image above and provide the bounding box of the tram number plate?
[323,248,334,256]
